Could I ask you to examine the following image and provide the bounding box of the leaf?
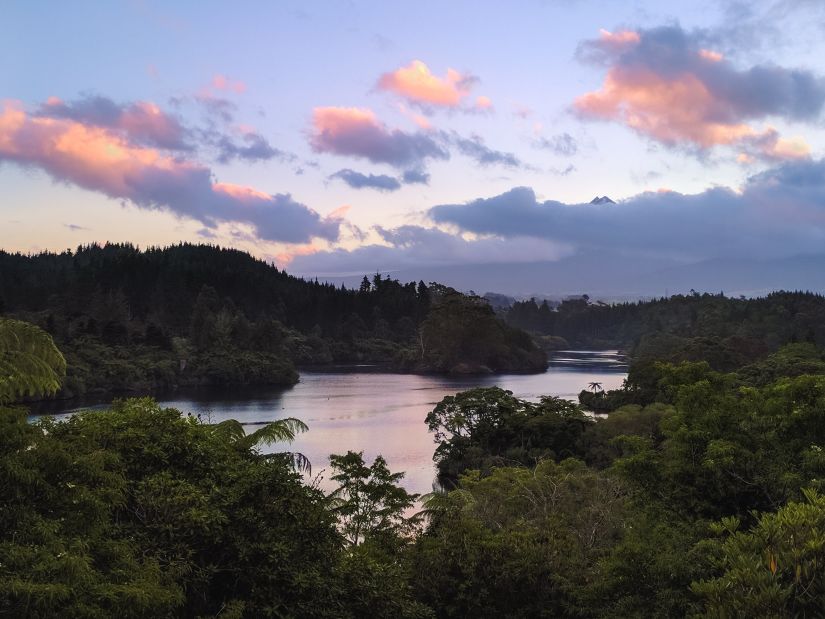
[0,318,66,403]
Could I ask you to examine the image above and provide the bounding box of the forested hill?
[0,243,545,399]
[0,243,428,335]
[506,291,825,371]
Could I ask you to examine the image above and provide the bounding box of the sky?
[3,0,825,296]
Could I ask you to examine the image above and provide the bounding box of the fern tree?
[0,318,66,403]
[210,416,311,472]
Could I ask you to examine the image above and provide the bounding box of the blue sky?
[2,1,825,290]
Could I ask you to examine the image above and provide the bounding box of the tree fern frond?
[0,319,66,403]
[284,451,312,474]
[209,416,311,472]
[242,417,308,448]
[210,419,247,442]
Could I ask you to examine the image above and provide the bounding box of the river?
[35,350,626,495]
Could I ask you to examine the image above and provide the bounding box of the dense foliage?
[0,318,66,403]
[0,243,430,397]
[507,291,825,370]
[425,386,588,484]
[0,244,543,400]
[401,286,547,374]
[0,399,429,618]
[7,290,825,615]
[411,362,825,616]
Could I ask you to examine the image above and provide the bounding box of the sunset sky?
[3,1,825,293]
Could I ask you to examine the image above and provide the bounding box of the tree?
[210,416,311,471]
[328,451,419,550]
[415,290,546,374]
[693,488,825,617]
[408,460,628,618]
[0,318,66,403]
[588,381,604,394]
[0,398,345,618]
[426,387,591,483]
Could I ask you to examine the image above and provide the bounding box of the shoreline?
[26,350,627,416]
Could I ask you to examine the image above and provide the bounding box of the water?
[33,350,627,496]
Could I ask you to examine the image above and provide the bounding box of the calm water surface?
[39,350,626,495]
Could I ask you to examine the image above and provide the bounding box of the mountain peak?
[590,195,615,204]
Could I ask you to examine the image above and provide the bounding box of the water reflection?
[34,350,627,496]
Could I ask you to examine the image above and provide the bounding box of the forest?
[0,243,544,399]
[5,302,825,617]
[504,291,825,417]
[505,291,825,358]
[5,250,825,616]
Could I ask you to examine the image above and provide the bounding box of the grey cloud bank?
[290,158,825,296]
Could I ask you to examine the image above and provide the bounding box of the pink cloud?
[574,26,823,162]
[272,242,325,268]
[41,95,190,151]
[377,60,474,108]
[596,29,641,53]
[0,100,338,243]
[327,204,352,220]
[475,95,493,111]
[576,68,756,147]
[118,101,188,149]
[309,106,447,167]
[212,74,246,94]
[738,128,810,163]
[698,49,724,63]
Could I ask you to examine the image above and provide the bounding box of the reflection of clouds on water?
[34,351,628,497]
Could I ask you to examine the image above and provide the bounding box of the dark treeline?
[0,243,544,399]
[507,290,825,371]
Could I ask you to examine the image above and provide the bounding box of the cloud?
[329,168,402,192]
[475,96,493,112]
[40,95,190,151]
[215,130,289,164]
[574,25,825,161]
[211,74,246,94]
[428,158,825,261]
[168,93,292,165]
[512,104,534,119]
[377,60,494,114]
[402,169,430,185]
[0,100,339,244]
[63,223,90,231]
[287,224,570,275]
[533,132,578,156]
[310,106,448,168]
[192,95,237,123]
[328,167,432,191]
[445,132,522,167]
[377,60,476,107]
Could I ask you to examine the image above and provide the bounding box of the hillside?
[0,243,544,399]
